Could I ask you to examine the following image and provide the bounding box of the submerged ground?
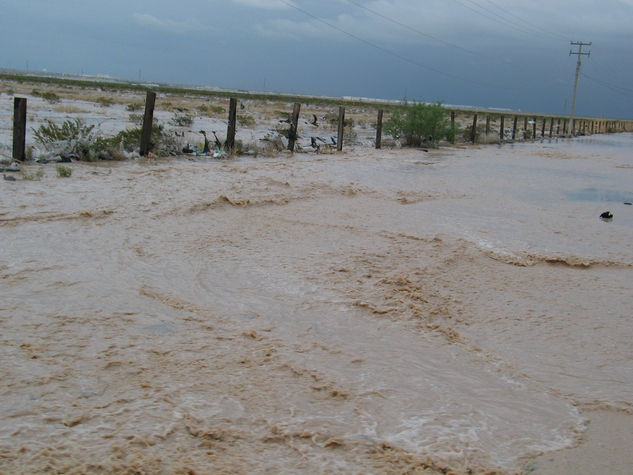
[2,131,633,472]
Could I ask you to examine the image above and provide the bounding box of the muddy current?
[1,135,633,473]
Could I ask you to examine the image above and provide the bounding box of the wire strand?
[278,0,511,91]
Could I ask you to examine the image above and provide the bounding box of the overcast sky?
[1,0,632,118]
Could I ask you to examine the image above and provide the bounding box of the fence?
[8,91,633,161]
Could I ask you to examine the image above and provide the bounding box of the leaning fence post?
[471,113,478,144]
[13,97,27,161]
[337,106,345,152]
[499,116,505,142]
[226,98,238,152]
[140,91,156,156]
[287,102,301,152]
[375,109,383,149]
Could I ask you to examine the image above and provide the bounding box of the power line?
[581,72,633,99]
[449,0,537,37]
[278,0,511,91]
[344,0,481,57]
[477,0,570,42]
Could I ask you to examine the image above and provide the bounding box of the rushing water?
[1,134,632,473]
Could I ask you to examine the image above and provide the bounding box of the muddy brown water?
[1,135,632,473]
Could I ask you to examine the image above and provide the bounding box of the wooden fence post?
[337,106,345,152]
[140,91,156,156]
[549,118,553,138]
[532,117,537,139]
[523,117,528,140]
[541,117,546,138]
[556,119,561,136]
[512,116,518,140]
[450,111,456,144]
[375,109,383,149]
[471,113,478,143]
[499,116,505,142]
[13,97,27,161]
[287,102,301,152]
[485,115,491,136]
[226,98,238,152]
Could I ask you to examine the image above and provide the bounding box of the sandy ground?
[1,80,633,474]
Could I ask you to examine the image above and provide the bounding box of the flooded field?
[1,130,633,473]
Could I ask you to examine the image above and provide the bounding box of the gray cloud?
[132,13,213,34]
[0,0,631,118]
[231,0,294,9]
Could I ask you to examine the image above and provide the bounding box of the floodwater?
[1,134,632,473]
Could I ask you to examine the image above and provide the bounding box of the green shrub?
[104,124,166,152]
[26,145,34,162]
[126,102,143,112]
[170,113,194,127]
[42,92,61,104]
[32,90,61,103]
[237,114,255,127]
[32,118,150,160]
[56,165,72,177]
[33,119,95,147]
[384,100,451,147]
[96,96,114,107]
[128,113,143,126]
[209,105,225,115]
[21,169,44,181]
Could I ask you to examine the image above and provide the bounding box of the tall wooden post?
[450,111,456,144]
[523,116,528,140]
[12,97,27,161]
[499,116,505,142]
[140,91,156,156]
[337,106,345,152]
[532,117,537,139]
[556,119,561,136]
[485,115,491,136]
[549,118,553,137]
[471,113,478,144]
[287,102,301,152]
[375,109,383,149]
[512,116,518,140]
[226,98,238,152]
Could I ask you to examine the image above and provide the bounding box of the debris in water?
[600,211,613,221]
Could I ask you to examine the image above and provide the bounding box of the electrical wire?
[344,0,481,57]
[580,72,633,99]
[477,0,570,42]
[448,0,537,37]
[277,0,512,91]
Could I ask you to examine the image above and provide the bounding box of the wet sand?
[1,135,633,473]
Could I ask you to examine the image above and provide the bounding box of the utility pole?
[569,41,591,135]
